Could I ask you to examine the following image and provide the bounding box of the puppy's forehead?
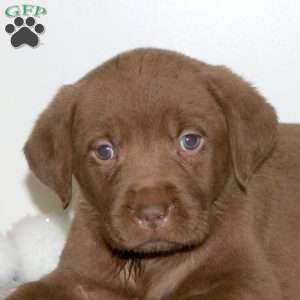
[74,49,224,140]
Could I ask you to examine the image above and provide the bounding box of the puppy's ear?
[24,85,76,208]
[205,66,278,189]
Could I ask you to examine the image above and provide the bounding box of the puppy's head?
[24,49,277,254]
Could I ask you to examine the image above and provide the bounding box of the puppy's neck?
[107,245,203,299]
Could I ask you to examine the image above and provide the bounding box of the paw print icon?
[5,16,45,48]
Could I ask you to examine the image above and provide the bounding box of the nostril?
[134,205,169,229]
[143,211,165,222]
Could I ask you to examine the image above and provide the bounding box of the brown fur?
[6,48,300,300]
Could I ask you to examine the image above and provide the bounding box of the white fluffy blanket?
[0,215,70,299]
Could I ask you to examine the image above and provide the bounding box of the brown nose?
[134,204,169,229]
[126,183,175,229]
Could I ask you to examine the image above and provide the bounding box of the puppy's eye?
[179,133,202,151]
[95,144,114,160]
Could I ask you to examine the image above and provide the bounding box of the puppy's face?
[24,49,277,256]
[72,74,229,254]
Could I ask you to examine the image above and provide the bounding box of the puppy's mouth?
[110,239,200,258]
[108,215,209,256]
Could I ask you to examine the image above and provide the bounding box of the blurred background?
[1,0,300,233]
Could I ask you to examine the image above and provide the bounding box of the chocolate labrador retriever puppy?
[6,48,300,300]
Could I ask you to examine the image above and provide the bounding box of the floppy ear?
[24,85,76,208]
[204,66,278,189]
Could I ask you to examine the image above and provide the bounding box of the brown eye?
[95,144,114,160]
[179,133,202,151]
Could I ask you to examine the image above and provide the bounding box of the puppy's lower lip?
[132,240,183,252]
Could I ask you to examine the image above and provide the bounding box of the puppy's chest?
[122,257,199,300]
[142,269,185,300]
